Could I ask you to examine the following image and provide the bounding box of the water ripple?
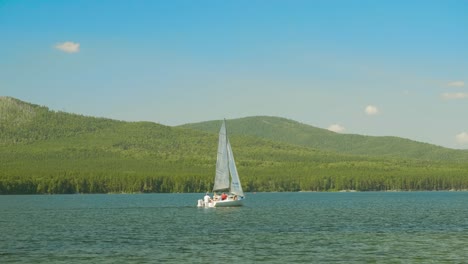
[1,192,467,263]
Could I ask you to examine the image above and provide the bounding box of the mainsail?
[213,120,230,191]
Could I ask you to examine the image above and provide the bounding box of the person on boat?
[204,192,211,204]
[213,192,219,201]
[221,192,227,200]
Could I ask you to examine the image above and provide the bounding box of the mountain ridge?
[2,96,467,161]
[179,116,468,161]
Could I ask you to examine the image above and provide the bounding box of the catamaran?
[197,119,245,208]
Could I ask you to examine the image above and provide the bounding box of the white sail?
[227,139,244,197]
[213,120,230,191]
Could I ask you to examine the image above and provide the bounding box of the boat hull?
[214,199,243,207]
[197,198,244,208]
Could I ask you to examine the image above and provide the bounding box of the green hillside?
[180,116,468,161]
[1,97,468,194]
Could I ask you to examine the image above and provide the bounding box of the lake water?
[1,192,467,263]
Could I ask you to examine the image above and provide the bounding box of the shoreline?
[1,189,468,195]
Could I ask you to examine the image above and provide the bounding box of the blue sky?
[1,0,467,149]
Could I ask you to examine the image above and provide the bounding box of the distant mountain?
[180,116,468,161]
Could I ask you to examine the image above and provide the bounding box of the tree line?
[1,159,467,194]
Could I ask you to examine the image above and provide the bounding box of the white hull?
[214,199,243,207]
[197,198,244,208]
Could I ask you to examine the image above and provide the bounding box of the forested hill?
[0,96,219,158]
[1,97,468,194]
[0,96,122,144]
[180,116,468,161]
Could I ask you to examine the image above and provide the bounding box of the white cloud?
[328,124,345,133]
[455,132,468,144]
[365,105,379,115]
[441,93,468,100]
[447,81,465,87]
[55,41,80,53]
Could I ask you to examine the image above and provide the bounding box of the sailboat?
[197,119,245,208]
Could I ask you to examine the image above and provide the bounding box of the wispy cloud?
[55,41,80,53]
[442,81,468,99]
[365,105,379,115]
[441,93,468,100]
[447,81,465,87]
[455,132,468,144]
[328,124,345,133]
